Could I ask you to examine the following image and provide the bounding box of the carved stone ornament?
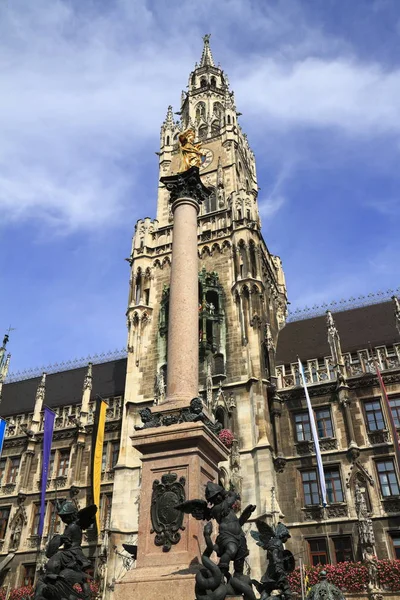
[160,165,212,205]
[150,473,186,552]
[136,398,222,436]
[273,455,287,473]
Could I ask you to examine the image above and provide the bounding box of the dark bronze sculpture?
[306,571,345,600]
[176,481,256,578]
[34,500,97,600]
[136,398,222,434]
[195,521,256,600]
[251,520,294,600]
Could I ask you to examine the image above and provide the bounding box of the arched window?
[246,178,250,192]
[249,243,257,278]
[213,102,223,121]
[215,407,227,429]
[199,124,207,140]
[208,188,217,212]
[264,344,271,379]
[135,269,142,305]
[210,76,216,89]
[191,73,196,86]
[200,77,207,88]
[211,121,220,136]
[166,135,170,145]
[227,114,231,125]
[195,102,206,123]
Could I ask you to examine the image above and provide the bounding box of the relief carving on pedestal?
[150,473,186,552]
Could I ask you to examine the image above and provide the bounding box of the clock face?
[200,148,214,170]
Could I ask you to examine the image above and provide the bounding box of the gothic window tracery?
[210,76,216,89]
[135,268,142,305]
[195,102,206,123]
[159,271,226,381]
[249,242,257,278]
[199,124,207,140]
[213,102,223,121]
[211,121,220,136]
[200,77,207,89]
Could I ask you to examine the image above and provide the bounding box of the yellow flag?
[91,397,107,534]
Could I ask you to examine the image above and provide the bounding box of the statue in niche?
[176,481,256,580]
[34,501,97,600]
[179,128,205,171]
[364,546,379,591]
[250,520,294,600]
[9,519,22,551]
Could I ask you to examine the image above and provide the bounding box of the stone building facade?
[0,36,399,594]
[275,299,400,567]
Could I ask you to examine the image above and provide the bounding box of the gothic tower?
[109,35,288,585]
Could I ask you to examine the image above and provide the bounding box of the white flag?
[298,359,327,507]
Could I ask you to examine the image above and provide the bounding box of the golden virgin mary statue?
[178,128,205,171]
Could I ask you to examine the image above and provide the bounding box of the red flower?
[218,429,234,448]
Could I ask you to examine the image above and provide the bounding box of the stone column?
[160,167,212,404]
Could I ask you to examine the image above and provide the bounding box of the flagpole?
[298,358,328,507]
[299,557,306,600]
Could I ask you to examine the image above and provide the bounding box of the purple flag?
[38,407,55,537]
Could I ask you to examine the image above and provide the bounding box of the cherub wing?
[175,499,211,521]
[77,504,97,530]
[250,519,275,549]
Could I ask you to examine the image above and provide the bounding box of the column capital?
[160,166,212,206]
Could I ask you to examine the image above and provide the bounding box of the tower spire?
[199,34,215,68]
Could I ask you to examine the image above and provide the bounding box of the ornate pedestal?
[113,421,228,600]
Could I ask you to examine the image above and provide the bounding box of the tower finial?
[199,34,215,68]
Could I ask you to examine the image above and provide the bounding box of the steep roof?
[276,301,399,365]
[0,359,127,418]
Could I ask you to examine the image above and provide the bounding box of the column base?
[112,422,229,600]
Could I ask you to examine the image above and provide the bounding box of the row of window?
[301,459,399,506]
[0,442,120,487]
[293,397,400,444]
[308,533,400,565]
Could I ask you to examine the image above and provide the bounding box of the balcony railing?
[276,344,400,390]
[5,397,122,438]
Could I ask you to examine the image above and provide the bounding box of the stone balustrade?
[276,344,400,390]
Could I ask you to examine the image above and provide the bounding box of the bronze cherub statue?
[251,520,294,600]
[34,500,97,600]
[176,481,256,579]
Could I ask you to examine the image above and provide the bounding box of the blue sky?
[1,0,400,373]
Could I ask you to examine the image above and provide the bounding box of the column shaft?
[166,197,199,403]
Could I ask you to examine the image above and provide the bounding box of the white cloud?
[237,57,400,136]
[1,0,400,232]
[259,195,286,219]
